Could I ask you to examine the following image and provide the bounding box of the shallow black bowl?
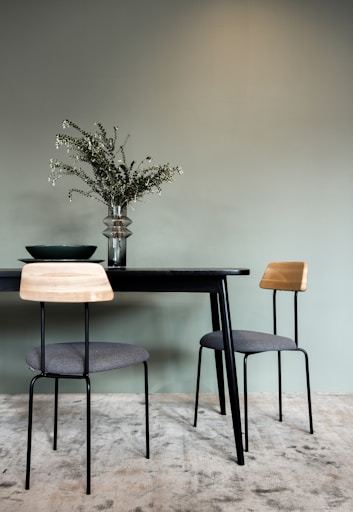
[25,245,97,260]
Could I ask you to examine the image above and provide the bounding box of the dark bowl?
[25,245,97,260]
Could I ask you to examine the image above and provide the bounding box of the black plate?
[19,259,104,263]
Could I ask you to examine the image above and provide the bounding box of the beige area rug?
[0,393,352,512]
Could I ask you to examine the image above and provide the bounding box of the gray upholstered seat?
[26,342,150,375]
[200,329,297,353]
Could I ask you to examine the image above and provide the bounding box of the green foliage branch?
[49,119,183,208]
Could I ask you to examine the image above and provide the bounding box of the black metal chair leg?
[243,355,249,452]
[143,361,150,459]
[53,378,59,450]
[193,346,203,427]
[278,351,283,422]
[26,374,42,490]
[300,349,314,434]
[85,376,91,495]
[215,350,226,416]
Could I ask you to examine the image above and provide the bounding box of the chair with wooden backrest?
[20,262,150,494]
[193,262,313,451]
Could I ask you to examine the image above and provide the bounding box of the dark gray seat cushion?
[200,329,297,354]
[26,342,149,375]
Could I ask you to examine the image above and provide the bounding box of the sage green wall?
[0,0,352,394]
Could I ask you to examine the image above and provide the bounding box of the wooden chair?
[193,262,313,451]
[20,262,150,494]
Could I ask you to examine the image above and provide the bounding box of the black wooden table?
[0,266,250,465]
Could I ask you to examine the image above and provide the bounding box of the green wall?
[0,0,352,393]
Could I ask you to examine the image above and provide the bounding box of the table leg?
[215,350,226,415]
[218,278,244,465]
[210,293,226,416]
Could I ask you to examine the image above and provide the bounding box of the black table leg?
[210,293,226,416]
[215,350,226,415]
[218,278,244,465]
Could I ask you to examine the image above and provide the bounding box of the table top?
[0,267,249,276]
[0,267,250,293]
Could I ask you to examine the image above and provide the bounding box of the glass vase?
[102,205,132,267]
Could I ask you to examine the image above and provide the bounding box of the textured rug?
[0,393,353,511]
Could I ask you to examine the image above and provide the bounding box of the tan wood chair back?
[260,262,308,292]
[20,262,114,303]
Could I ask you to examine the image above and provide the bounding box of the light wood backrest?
[20,262,114,303]
[260,262,308,292]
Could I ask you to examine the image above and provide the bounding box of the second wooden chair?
[194,261,313,451]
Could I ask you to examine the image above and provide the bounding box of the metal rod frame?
[25,302,149,495]
[194,287,314,453]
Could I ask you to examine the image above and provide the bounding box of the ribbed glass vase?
[102,205,132,267]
